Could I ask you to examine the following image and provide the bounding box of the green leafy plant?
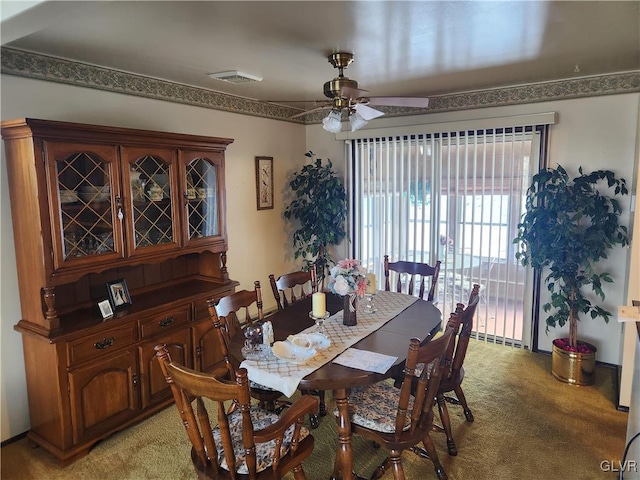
[514,165,629,351]
[284,151,348,284]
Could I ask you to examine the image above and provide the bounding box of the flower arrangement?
[328,259,368,298]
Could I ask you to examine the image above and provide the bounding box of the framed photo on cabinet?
[106,278,132,309]
[255,156,274,210]
[98,299,114,319]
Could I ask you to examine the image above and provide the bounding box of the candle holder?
[309,311,330,335]
[243,324,263,353]
[364,293,378,314]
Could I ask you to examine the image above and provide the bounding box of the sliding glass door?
[352,125,546,348]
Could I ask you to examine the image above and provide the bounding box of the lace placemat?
[240,290,418,397]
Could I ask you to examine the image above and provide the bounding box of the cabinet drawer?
[194,298,214,321]
[67,323,137,367]
[139,305,191,339]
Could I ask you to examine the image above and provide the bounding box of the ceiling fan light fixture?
[349,110,368,132]
[322,109,342,133]
[291,52,429,131]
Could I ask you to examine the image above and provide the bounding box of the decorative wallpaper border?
[2,47,639,124]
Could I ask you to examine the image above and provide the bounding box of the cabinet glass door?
[185,157,219,239]
[46,142,123,269]
[122,147,178,255]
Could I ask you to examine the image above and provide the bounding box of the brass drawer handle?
[94,337,115,350]
[159,316,175,328]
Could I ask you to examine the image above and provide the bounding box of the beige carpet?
[1,339,628,479]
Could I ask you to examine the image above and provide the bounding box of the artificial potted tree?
[514,165,629,385]
[284,151,348,287]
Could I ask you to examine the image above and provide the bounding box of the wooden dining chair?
[336,328,454,480]
[269,268,318,311]
[214,281,286,412]
[215,280,265,336]
[155,344,318,480]
[434,283,480,456]
[269,268,325,428]
[384,255,441,302]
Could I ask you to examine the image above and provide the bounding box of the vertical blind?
[346,114,554,348]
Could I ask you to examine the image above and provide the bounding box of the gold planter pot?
[551,339,597,386]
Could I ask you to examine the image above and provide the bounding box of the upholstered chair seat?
[213,405,310,474]
[338,380,421,433]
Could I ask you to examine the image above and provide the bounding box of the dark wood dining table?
[230,292,442,480]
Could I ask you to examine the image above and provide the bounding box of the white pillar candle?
[312,292,326,318]
[366,273,377,294]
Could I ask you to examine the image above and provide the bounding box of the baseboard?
[616,364,630,412]
[1,431,27,448]
[472,333,524,349]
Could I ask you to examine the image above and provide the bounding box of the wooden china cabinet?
[1,118,238,465]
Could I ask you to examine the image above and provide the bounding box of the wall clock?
[255,156,273,210]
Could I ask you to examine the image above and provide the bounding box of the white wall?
[0,75,307,441]
[306,94,640,366]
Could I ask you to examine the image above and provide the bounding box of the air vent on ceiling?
[207,71,263,84]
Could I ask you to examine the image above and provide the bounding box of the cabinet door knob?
[94,337,115,350]
[159,316,175,328]
[115,196,124,220]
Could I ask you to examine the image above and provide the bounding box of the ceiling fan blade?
[265,99,327,104]
[353,103,385,121]
[367,96,430,108]
[339,85,369,100]
[290,105,331,119]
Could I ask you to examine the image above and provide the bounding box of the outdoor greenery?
[284,151,348,283]
[514,165,629,351]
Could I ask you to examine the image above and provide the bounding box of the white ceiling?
[2,1,639,112]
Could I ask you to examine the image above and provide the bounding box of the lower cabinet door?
[68,349,139,445]
[193,320,225,373]
[139,328,191,409]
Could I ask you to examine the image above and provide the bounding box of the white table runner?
[240,290,418,397]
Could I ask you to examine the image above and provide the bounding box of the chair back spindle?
[206,298,236,381]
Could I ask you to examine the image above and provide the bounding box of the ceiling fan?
[282,52,430,133]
